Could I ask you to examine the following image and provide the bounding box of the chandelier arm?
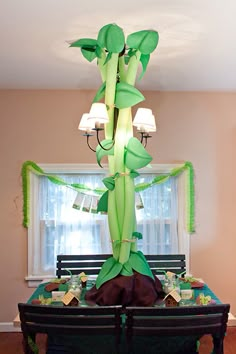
[143,137,147,148]
[86,134,96,153]
[139,132,152,148]
[96,128,115,151]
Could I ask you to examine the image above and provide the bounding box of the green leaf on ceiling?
[69,38,99,62]
[127,30,159,55]
[97,23,125,53]
[124,137,152,169]
[96,140,114,167]
[81,47,97,62]
[129,251,154,280]
[97,191,108,213]
[104,51,112,65]
[69,38,97,48]
[138,54,150,80]
[115,82,145,109]
[124,48,138,65]
[93,82,106,102]
[95,46,103,59]
[96,257,123,289]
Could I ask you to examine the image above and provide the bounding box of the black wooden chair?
[145,254,186,276]
[125,304,230,354]
[56,254,186,278]
[56,254,112,278]
[18,303,123,354]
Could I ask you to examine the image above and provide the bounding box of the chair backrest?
[56,254,112,278]
[56,254,186,278]
[145,254,186,276]
[18,303,122,353]
[125,304,230,354]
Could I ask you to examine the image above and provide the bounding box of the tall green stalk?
[70,23,159,287]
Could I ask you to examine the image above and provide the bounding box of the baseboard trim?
[228,313,236,327]
[0,322,21,332]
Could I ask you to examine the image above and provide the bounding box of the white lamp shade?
[78,113,95,131]
[87,103,109,124]
[137,114,156,132]
[133,108,156,132]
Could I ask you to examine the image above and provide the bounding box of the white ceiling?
[1,0,236,91]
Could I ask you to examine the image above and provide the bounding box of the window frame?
[25,163,190,287]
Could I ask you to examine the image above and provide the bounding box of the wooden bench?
[56,254,186,278]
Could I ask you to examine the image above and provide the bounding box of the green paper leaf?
[97,23,125,53]
[127,30,159,54]
[70,38,98,62]
[130,169,140,179]
[93,82,106,103]
[125,137,152,169]
[121,261,133,276]
[129,251,154,279]
[96,140,114,167]
[127,48,137,59]
[104,51,112,65]
[70,38,97,48]
[132,231,143,240]
[81,47,97,62]
[138,54,150,80]
[96,257,123,289]
[102,176,115,191]
[97,191,108,213]
[124,54,130,65]
[115,82,145,109]
[95,46,103,59]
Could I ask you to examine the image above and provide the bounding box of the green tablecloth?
[28,280,221,306]
[28,280,220,354]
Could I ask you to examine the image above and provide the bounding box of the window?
[26,164,190,286]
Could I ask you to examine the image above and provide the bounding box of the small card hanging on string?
[72,192,84,210]
[90,195,99,214]
[135,192,144,210]
[82,195,92,212]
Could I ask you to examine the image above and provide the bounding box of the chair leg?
[212,335,224,354]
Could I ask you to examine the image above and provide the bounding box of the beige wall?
[0,90,235,324]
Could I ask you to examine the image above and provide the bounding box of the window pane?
[33,172,178,275]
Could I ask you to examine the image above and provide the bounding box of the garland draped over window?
[21,160,195,233]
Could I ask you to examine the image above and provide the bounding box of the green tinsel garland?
[21,160,195,233]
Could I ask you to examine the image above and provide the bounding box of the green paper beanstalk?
[70,23,159,288]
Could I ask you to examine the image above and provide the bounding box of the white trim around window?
[25,163,190,287]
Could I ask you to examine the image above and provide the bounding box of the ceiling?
[1,0,236,91]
